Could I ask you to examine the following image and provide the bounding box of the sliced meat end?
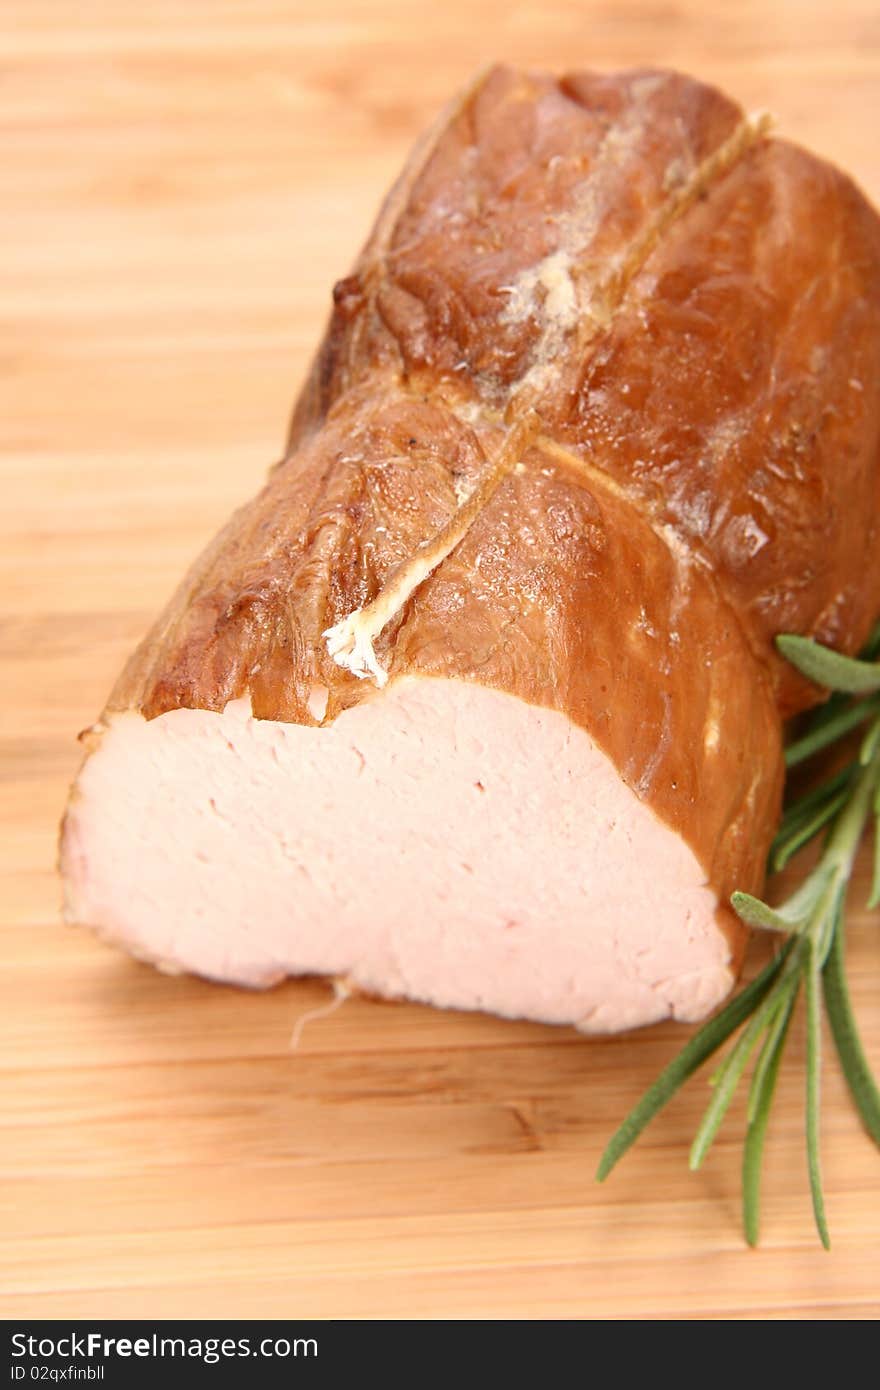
[61,675,733,1034]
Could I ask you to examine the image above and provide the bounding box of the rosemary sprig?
[597,621,880,1246]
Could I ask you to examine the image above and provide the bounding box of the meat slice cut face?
[60,65,880,1032]
[60,396,782,1032]
[62,679,733,1034]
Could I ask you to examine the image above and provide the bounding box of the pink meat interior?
[61,675,732,1032]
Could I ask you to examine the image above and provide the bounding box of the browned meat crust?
[101,66,880,974]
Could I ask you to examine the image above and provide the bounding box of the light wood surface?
[2,0,879,1320]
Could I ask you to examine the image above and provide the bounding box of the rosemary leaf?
[861,715,880,767]
[785,696,879,770]
[805,946,831,1249]
[689,987,786,1171]
[770,787,851,873]
[730,892,797,934]
[596,948,790,1182]
[822,912,880,1145]
[733,863,831,936]
[871,815,880,912]
[747,976,800,1125]
[823,745,880,884]
[863,619,880,661]
[775,764,854,839]
[777,633,880,694]
[742,992,797,1246]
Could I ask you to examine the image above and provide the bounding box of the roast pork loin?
[61,66,880,1033]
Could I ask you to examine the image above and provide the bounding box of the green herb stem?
[805,946,830,1248]
[595,949,790,1182]
[597,626,880,1246]
[689,988,787,1171]
[784,695,880,770]
[822,914,880,1146]
[742,992,796,1246]
[822,746,880,881]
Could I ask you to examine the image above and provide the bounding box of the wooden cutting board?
[2,0,879,1320]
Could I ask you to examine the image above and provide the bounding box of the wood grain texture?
[1,0,879,1320]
